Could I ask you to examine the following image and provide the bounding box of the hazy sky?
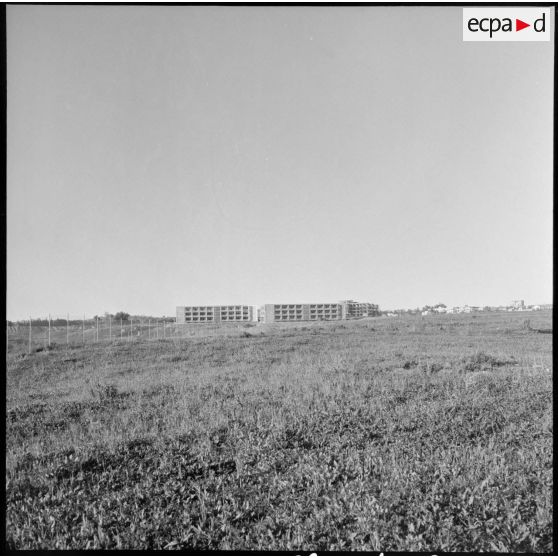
[7,6,553,319]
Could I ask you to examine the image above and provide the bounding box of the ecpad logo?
[468,14,545,37]
[463,8,551,41]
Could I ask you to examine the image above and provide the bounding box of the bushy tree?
[114,312,130,321]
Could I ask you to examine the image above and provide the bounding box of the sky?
[7,6,554,319]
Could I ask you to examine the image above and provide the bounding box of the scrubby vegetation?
[5,311,553,551]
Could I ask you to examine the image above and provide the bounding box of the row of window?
[182,306,251,312]
[182,316,251,322]
[275,311,302,316]
[272,304,341,310]
[274,311,341,317]
[184,314,250,320]
[184,311,250,316]
[274,315,341,321]
[312,312,339,316]
[221,310,250,314]
[275,310,303,314]
[184,310,214,313]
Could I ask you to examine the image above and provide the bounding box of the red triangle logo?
[516,19,530,31]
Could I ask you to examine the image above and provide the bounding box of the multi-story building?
[176,305,215,323]
[262,303,342,322]
[260,300,379,323]
[219,305,256,322]
[177,300,379,324]
[176,305,255,324]
[339,300,380,319]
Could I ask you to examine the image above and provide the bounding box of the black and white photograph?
[5,3,553,552]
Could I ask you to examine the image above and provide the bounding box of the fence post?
[29,317,32,354]
[48,314,51,347]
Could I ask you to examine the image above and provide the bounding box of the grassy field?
[5,311,553,551]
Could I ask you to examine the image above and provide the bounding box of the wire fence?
[5,315,231,354]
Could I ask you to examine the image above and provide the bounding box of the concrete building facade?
[176,305,255,324]
[176,300,379,324]
[340,300,380,319]
[262,303,342,322]
[261,300,379,323]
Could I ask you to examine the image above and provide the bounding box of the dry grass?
[5,311,553,551]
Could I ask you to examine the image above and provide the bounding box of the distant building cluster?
[389,301,551,316]
[176,300,380,324]
[445,301,550,314]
